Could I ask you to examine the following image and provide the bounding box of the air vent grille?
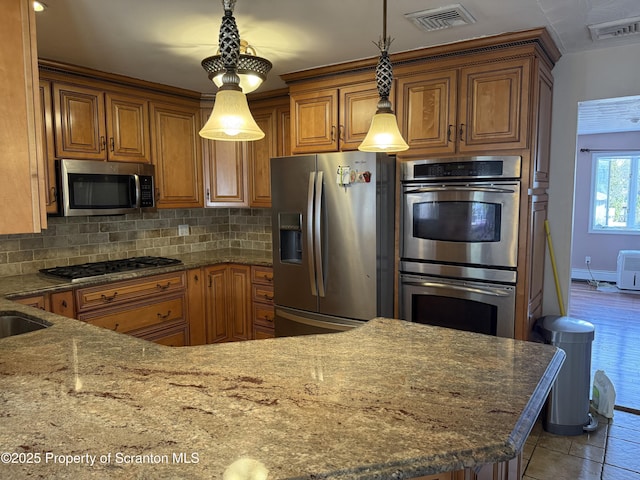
[589,16,640,41]
[405,4,476,32]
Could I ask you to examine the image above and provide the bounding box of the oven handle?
[402,280,512,297]
[403,185,516,194]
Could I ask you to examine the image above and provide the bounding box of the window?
[590,152,640,234]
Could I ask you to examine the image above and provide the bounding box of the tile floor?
[523,409,640,480]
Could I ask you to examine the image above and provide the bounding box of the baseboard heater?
[617,250,640,290]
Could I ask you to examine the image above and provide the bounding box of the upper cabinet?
[52,83,151,163]
[288,79,380,154]
[396,58,530,154]
[150,100,203,208]
[0,0,46,234]
[39,79,58,214]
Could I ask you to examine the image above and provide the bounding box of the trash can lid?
[541,315,595,344]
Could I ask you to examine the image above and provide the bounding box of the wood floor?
[568,280,640,412]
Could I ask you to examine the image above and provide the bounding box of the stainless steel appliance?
[401,156,521,268]
[40,256,182,282]
[271,152,395,336]
[399,156,522,338]
[57,159,155,216]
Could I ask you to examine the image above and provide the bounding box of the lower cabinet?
[75,272,189,346]
[203,264,252,343]
[12,294,47,310]
[251,265,274,339]
[412,452,522,480]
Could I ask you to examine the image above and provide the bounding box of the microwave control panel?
[139,175,154,207]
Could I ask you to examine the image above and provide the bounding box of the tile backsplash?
[0,208,272,277]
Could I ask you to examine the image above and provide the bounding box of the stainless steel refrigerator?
[270,151,395,336]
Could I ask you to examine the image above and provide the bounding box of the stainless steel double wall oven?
[399,156,522,338]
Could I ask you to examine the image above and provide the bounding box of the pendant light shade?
[199,0,264,141]
[358,0,409,153]
[200,88,265,140]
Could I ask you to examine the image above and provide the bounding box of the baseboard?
[571,268,617,283]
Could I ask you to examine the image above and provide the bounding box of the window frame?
[588,151,640,235]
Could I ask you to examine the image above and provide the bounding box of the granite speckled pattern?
[0,248,272,298]
[0,300,564,479]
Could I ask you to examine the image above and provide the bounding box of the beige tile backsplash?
[0,208,272,276]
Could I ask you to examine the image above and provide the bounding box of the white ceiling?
[34,0,640,135]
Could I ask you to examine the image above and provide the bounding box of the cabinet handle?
[447,124,454,143]
[101,292,118,303]
[206,188,210,200]
[193,274,199,282]
[110,137,115,151]
[263,294,274,301]
[338,125,344,141]
[155,188,160,201]
[459,124,465,142]
[157,310,172,320]
[208,275,212,288]
[114,323,119,331]
[156,282,171,291]
[263,315,274,323]
[331,125,336,142]
[100,136,106,151]
[264,275,273,282]
[61,300,67,308]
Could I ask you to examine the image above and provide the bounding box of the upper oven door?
[402,181,520,268]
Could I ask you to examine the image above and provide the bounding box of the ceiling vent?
[405,4,476,32]
[588,16,640,41]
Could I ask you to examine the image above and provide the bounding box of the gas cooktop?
[40,256,183,281]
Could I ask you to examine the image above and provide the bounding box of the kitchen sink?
[0,313,52,339]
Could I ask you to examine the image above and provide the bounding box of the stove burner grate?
[40,256,183,281]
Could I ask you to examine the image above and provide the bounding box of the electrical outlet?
[178,224,189,236]
[585,256,591,265]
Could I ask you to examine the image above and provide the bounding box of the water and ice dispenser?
[279,213,303,264]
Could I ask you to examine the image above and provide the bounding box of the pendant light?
[358,0,409,153]
[199,0,265,141]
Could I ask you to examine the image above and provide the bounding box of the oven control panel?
[401,155,521,182]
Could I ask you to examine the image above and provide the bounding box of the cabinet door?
[338,82,380,151]
[53,83,107,159]
[291,88,338,153]
[50,290,75,318]
[204,138,247,206]
[204,265,230,343]
[105,93,151,163]
[39,79,58,214]
[228,264,251,341]
[0,0,46,234]
[186,268,206,346]
[458,58,530,152]
[150,101,203,208]
[277,105,291,156]
[397,70,457,154]
[247,109,277,207]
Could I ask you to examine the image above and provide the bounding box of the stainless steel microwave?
[57,159,155,216]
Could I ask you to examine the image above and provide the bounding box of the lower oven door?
[400,273,516,338]
[401,182,520,268]
[274,306,365,337]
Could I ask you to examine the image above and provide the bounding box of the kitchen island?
[0,301,564,479]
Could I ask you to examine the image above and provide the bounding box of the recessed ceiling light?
[33,1,47,13]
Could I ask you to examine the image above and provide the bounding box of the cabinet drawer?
[252,284,274,305]
[80,296,185,334]
[251,265,274,285]
[76,272,186,312]
[141,324,189,347]
[253,325,274,340]
[253,302,274,328]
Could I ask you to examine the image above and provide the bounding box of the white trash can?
[540,315,596,435]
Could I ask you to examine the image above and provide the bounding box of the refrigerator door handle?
[307,172,317,296]
[314,170,326,297]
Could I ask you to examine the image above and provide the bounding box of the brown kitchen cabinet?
[0,0,47,235]
[251,265,274,338]
[49,289,76,318]
[186,267,207,346]
[246,92,290,207]
[201,119,248,206]
[203,264,252,343]
[396,58,530,155]
[288,80,381,153]
[39,79,58,214]
[75,272,189,345]
[52,82,151,163]
[13,294,47,311]
[150,100,203,208]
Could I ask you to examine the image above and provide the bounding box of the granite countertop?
[0,303,564,479]
[0,248,273,298]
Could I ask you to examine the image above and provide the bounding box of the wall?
[546,42,640,314]
[571,131,640,280]
[0,208,271,277]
